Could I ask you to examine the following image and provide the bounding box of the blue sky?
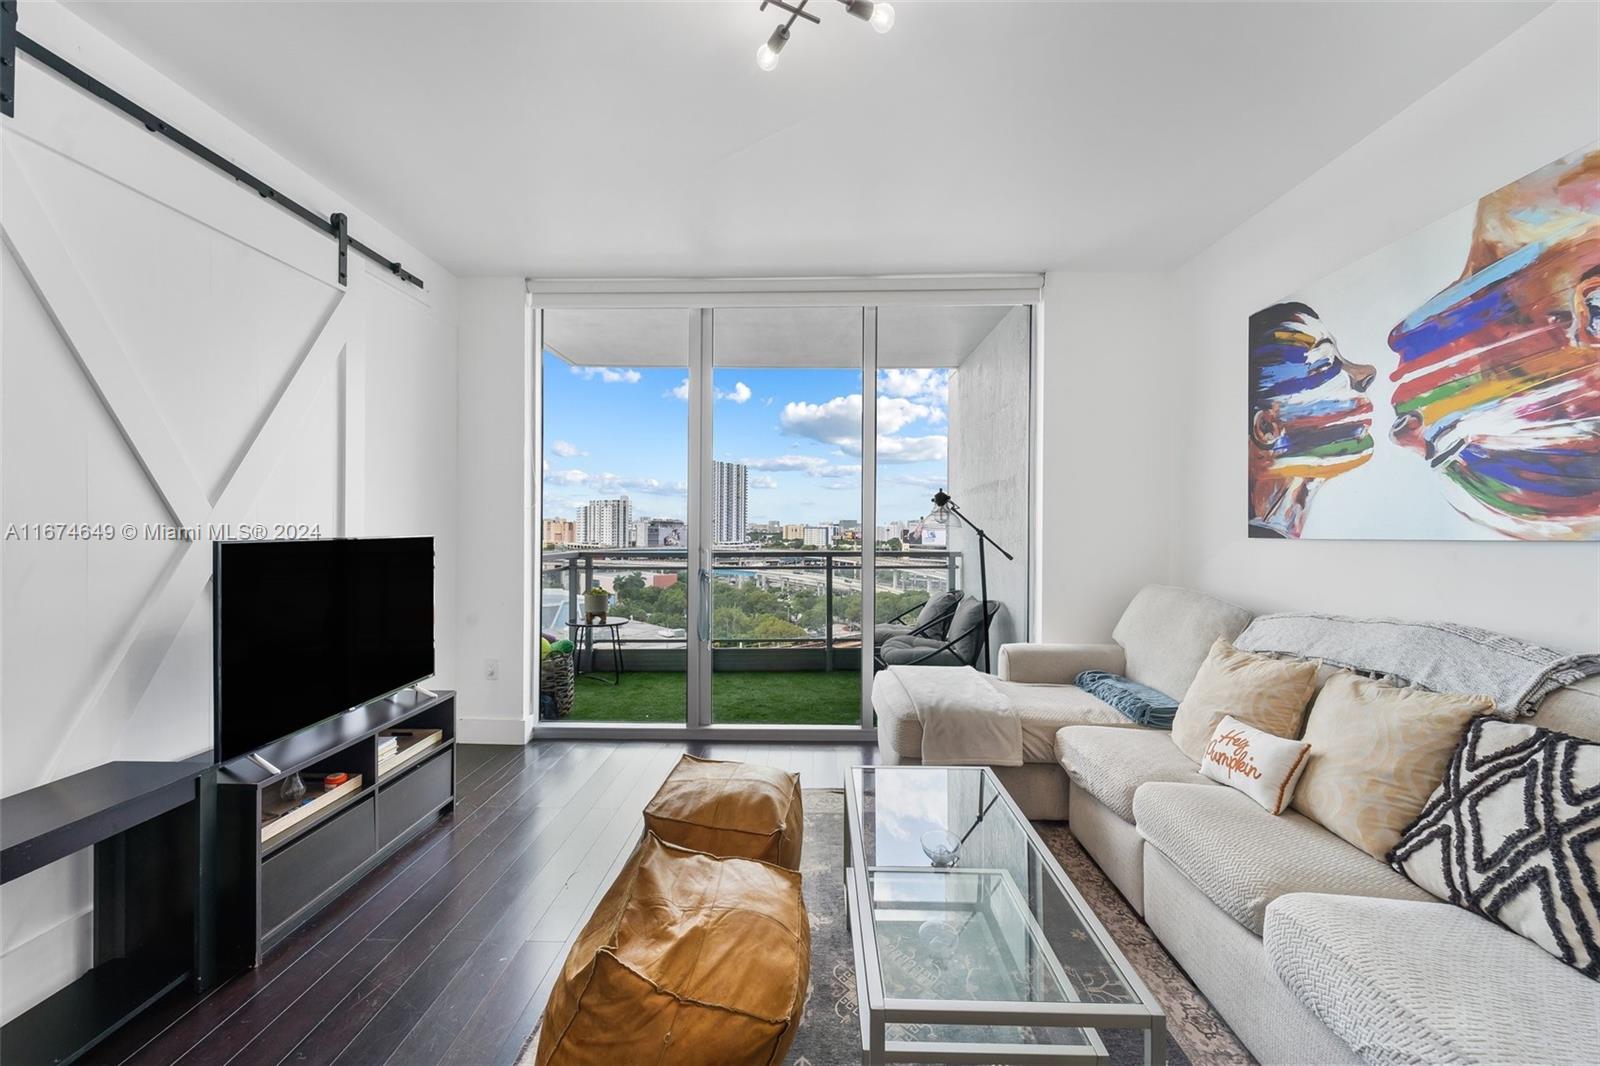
[541,351,949,527]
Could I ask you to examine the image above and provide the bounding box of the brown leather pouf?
[535,833,810,1066]
[642,754,804,869]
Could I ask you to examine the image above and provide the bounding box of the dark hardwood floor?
[89,740,876,1066]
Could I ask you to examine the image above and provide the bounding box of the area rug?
[790,790,1254,1066]
[521,790,1253,1065]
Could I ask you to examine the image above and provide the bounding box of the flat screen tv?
[213,537,434,762]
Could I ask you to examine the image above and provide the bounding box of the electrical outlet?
[484,658,500,681]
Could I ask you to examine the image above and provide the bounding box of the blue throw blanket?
[1076,671,1179,729]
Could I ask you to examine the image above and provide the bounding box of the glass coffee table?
[845,766,1166,1065]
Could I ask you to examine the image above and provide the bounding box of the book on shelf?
[260,774,363,845]
[378,728,444,778]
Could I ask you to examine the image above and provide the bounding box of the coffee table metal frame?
[843,764,1167,1066]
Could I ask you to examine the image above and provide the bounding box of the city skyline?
[541,352,950,530]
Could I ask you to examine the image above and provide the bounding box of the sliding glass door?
[534,295,1033,732]
[708,308,864,725]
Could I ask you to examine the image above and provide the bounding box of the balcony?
[539,547,960,724]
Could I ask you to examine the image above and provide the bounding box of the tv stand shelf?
[216,689,455,966]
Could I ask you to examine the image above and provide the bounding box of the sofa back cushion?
[1113,585,1254,698]
[1530,676,1600,741]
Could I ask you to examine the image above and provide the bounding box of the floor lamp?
[930,489,1015,673]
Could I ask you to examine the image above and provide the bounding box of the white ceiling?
[62,1,1540,279]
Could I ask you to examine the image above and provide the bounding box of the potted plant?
[583,585,609,622]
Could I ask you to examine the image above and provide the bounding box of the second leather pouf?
[642,754,804,869]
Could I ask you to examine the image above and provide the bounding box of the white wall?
[454,279,533,744]
[0,0,458,1023]
[1034,273,1179,642]
[1169,1,1600,651]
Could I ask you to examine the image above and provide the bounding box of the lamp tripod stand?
[930,489,1014,673]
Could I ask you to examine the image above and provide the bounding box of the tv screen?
[213,537,434,762]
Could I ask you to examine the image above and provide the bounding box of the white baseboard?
[455,714,533,746]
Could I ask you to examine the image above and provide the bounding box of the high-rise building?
[632,518,686,547]
[782,523,807,542]
[542,517,576,545]
[575,496,633,547]
[712,461,748,545]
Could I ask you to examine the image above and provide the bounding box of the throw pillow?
[1171,638,1319,762]
[1293,672,1492,860]
[1075,671,1180,729]
[1199,715,1313,815]
[1390,717,1600,978]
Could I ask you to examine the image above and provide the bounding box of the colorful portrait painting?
[1248,144,1600,540]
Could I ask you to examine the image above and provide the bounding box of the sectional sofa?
[872,584,1600,1064]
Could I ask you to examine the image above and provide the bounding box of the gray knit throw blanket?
[1235,612,1600,718]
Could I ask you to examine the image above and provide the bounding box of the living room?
[1,1,1596,1064]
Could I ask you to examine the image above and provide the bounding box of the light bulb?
[870,1,895,33]
[756,42,780,70]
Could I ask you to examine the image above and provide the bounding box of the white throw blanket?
[1236,612,1600,718]
[882,665,1021,766]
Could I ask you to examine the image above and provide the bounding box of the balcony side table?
[568,618,626,685]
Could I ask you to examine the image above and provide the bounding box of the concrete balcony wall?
[948,306,1033,656]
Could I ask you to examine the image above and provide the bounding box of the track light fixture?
[754,0,895,70]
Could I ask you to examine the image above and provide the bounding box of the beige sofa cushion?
[1112,584,1254,699]
[1055,725,1213,822]
[873,670,1130,763]
[1266,893,1600,1066]
[1293,673,1491,860]
[1134,782,1432,935]
[1171,638,1319,762]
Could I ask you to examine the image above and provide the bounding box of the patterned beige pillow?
[1293,672,1492,860]
[1171,638,1319,762]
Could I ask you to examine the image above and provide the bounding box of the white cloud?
[719,381,753,404]
[541,469,687,496]
[571,366,642,384]
[880,368,950,405]
[668,378,690,401]
[876,434,948,464]
[750,474,780,490]
[779,394,940,447]
[551,440,586,458]
[739,454,860,480]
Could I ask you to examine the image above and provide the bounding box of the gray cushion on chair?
[879,636,963,667]
[914,590,962,635]
[1265,893,1600,1065]
[945,597,989,664]
[1112,585,1253,700]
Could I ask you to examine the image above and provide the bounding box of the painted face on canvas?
[1247,303,1376,538]
[1388,148,1600,540]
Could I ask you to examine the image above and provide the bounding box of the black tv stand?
[214,688,456,967]
[0,760,212,1065]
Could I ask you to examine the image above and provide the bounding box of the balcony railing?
[539,547,960,669]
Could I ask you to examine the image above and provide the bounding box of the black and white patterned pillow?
[1389,716,1600,978]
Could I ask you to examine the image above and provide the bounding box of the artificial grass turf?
[561,669,862,724]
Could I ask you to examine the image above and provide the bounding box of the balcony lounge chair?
[876,596,998,669]
[872,589,962,647]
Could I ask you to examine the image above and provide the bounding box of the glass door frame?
[529,277,1043,741]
